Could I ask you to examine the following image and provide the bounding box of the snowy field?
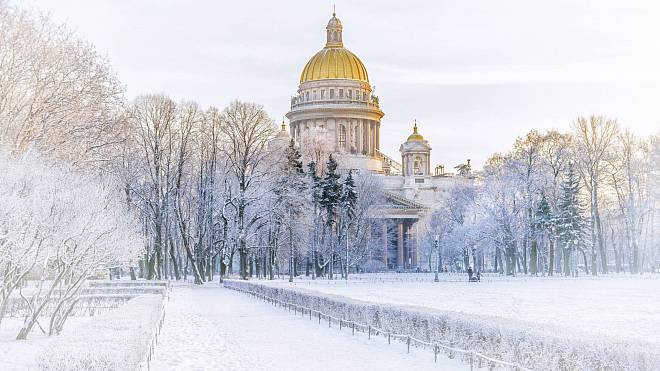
[0,317,93,369]
[150,284,468,371]
[0,281,164,370]
[256,274,660,355]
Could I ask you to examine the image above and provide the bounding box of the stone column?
[364,120,370,156]
[346,120,351,153]
[363,120,368,155]
[376,122,380,150]
[334,119,340,151]
[355,119,362,155]
[397,221,404,268]
[371,121,376,156]
[412,221,419,268]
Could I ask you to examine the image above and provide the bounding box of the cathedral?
[282,12,470,270]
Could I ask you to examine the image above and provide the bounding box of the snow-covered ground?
[257,274,660,349]
[0,317,93,370]
[0,281,165,370]
[150,283,468,371]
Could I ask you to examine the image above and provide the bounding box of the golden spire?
[407,119,425,142]
[333,4,336,17]
[281,119,286,131]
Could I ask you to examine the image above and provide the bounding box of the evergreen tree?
[307,160,322,278]
[320,155,342,279]
[534,192,555,275]
[340,170,358,220]
[307,161,322,207]
[530,192,554,275]
[340,170,358,279]
[274,139,307,282]
[555,163,586,276]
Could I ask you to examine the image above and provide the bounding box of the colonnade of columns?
[291,118,380,156]
[381,219,419,270]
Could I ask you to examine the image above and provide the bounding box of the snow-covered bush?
[0,151,143,338]
[0,1,124,166]
[225,280,660,371]
[37,295,163,370]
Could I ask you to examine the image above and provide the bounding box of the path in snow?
[150,284,467,371]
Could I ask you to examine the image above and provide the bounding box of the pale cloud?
[373,56,660,86]
[18,0,660,170]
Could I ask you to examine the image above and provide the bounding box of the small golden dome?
[275,120,289,139]
[299,12,369,84]
[407,120,425,142]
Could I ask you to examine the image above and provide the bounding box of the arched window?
[339,125,346,150]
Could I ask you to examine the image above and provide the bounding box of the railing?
[139,281,171,371]
[290,97,381,111]
[375,149,402,175]
[225,284,533,371]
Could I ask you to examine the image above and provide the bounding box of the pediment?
[379,190,426,209]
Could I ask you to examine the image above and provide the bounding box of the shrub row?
[225,280,658,371]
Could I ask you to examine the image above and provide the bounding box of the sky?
[20,0,660,170]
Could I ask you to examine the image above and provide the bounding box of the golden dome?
[300,48,369,83]
[299,12,369,84]
[407,120,425,142]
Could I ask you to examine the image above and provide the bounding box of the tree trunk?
[548,238,554,276]
[595,208,608,273]
[563,247,571,276]
[169,236,181,280]
[522,239,529,275]
[581,248,590,275]
[530,240,538,275]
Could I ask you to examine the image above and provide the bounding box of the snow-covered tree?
[573,116,619,274]
[0,2,124,168]
[219,101,277,279]
[274,140,310,282]
[319,155,342,279]
[555,163,588,276]
[0,151,141,339]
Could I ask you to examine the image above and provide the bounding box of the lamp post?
[434,234,440,282]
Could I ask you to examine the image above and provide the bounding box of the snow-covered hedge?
[37,295,163,370]
[225,280,659,371]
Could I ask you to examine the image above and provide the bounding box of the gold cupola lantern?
[299,12,370,83]
[406,120,425,142]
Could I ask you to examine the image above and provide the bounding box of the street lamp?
[434,234,440,282]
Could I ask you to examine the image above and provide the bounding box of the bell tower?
[400,120,431,177]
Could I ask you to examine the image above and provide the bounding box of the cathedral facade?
[284,12,468,270]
